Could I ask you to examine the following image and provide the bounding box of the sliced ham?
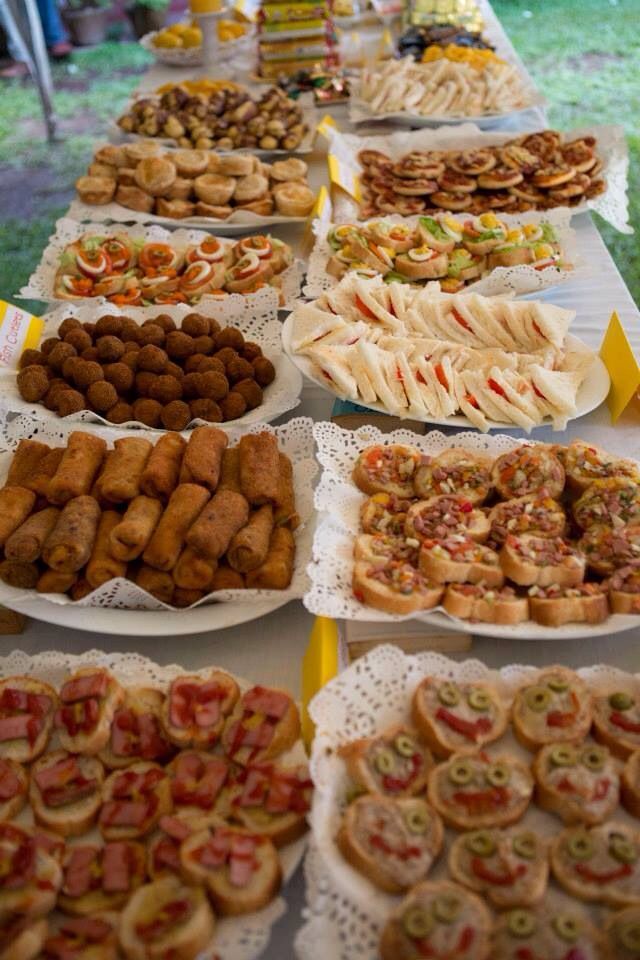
[237,767,270,807]
[34,830,65,859]
[172,754,228,809]
[196,830,231,868]
[0,759,21,800]
[242,686,291,719]
[153,836,181,872]
[44,775,98,809]
[135,899,191,942]
[62,846,98,897]
[229,835,258,888]
[159,815,193,842]
[169,678,228,729]
[0,714,32,742]
[0,838,36,889]
[60,917,112,941]
[55,698,100,736]
[0,688,51,716]
[102,841,132,893]
[112,767,165,799]
[138,713,171,759]
[60,672,108,704]
[228,719,274,753]
[169,681,200,729]
[101,798,154,828]
[110,709,170,761]
[34,755,80,791]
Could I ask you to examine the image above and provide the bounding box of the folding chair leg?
[1,0,58,141]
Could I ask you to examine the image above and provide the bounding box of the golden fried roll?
[70,577,93,601]
[140,433,187,501]
[179,426,228,492]
[185,489,249,563]
[0,486,37,546]
[227,504,273,573]
[98,437,153,503]
[0,560,39,589]
[26,448,65,497]
[211,563,245,590]
[143,483,209,571]
[42,495,101,572]
[136,565,174,604]
[218,447,241,493]
[4,506,60,562]
[109,495,164,562]
[91,450,114,503]
[36,569,78,594]
[48,431,107,504]
[173,546,217,590]
[6,439,51,486]
[273,453,299,529]
[245,527,295,589]
[173,587,205,607]
[86,510,128,588]
[239,432,280,506]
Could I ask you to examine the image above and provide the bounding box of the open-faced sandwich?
[353,443,422,498]
[0,755,28,820]
[30,748,105,837]
[405,495,490,544]
[488,492,566,545]
[413,450,493,505]
[492,900,605,960]
[551,821,640,906]
[161,671,240,750]
[605,905,640,960]
[527,582,609,626]
[40,914,120,960]
[593,687,640,759]
[352,558,444,615]
[0,675,57,763]
[491,444,565,500]
[167,749,230,814]
[608,565,640,614]
[411,677,508,757]
[220,685,300,766]
[442,583,529,625]
[419,536,504,587]
[448,826,548,909]
[119,875,216,960]
[58,840,146,914]
[533,741,620,824]
[428,751,533,830]
[99,688,174,769]
[55,668,124,756]
[99,761,172,840]
[340,724,433,798]
[511,667,593,750]
[0,821,61,918]
[222,761,312,847]
[500,534,585,587]
[559,439,640,492]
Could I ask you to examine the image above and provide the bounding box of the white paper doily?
[303,421,638,639]
[0,648,306,960]
[296,646,640,960]
[0,413,316,611]
[20,217,304,311]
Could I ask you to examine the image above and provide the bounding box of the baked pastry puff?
[115,184,154,213]
[194,173,236,205]
[156,198,195,219]
[76,176,116,205]
[134,157,177,196]
[273,182,315,217]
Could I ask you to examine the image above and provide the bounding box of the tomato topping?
[452,786,510,813]
[488,378,507,398]
[354,294,377,320]
[381,753,422,793]
[369,834,422,861]
[547,691,579,728]
[471,856,526,885]
[610,711,640,734]
[66,277,94,295]
[452,308,471,331]
[435,707,493,741]
[139,243,175,270]
[575,862,633,884]
[109,288,142,306]
[464,393,479,408]
[154,291,188,304]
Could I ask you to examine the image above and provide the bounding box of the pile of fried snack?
[17,313,276,429]
[0,427,298,606]
[335,665,640,959]
[0,664,311,959]
[76,142,315,221]
[350,438,640,626]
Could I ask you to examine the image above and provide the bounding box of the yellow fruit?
[154,31,182,47]
[167,22,189,34]
[181,27,202,47]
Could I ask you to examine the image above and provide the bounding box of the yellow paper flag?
[301,616,340,749]
[316,113,337,140]
[0,300,43,368]
[327,154,361,201]
[303,185,330,250]
[599,311,640,422]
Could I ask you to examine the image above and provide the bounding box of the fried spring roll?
[37,569,78,594]
[86,510,128,588]
[227,505,273,573]
[48,432,107,505]
[143,483,209,572]
[136,565,174,605]
[245,527,295,590]
[109,496,163,562]
[218,447,241,493]
[0,486,36,547]
[179,426,228,492]
[26,448,65,497]
[70,577,93,602]
[185,490,249,563]
[211,563,245,590]
[4,507,60,562]
[173,546,217,590]
[239,432,280,506]
[274,453,299,529]
[6,440,51,486]
[0,560,39,589]
[140,433,186,501]
[97,437,153,503]
[42,495,101,573]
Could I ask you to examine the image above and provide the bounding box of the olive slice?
[610,834,639,864]
[552,915,580,943]
[512,832,536,860]
[405,804,429,834]
[448,758,474,785]
[507,909,536,938]
[486,762,511,787]
[548,676,570,693]
[581,745,607,771]
[403,906,435,939]
[610,691,635,711]
[465,830,496,857]
[549,744,577,767]
[433,894,461,924]
[438,682,460,707]
[567,832,594,861]
[468,688,491,712]
[395,733,416,758]
[525,685,551,712]
[374,748,395,775]
[619,921,640,951]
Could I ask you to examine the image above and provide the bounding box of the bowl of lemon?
[141,18,250,66]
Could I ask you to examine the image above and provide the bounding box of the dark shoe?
[49,41,73,59]
[0,61,29,78]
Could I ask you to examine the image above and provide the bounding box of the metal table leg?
[1,0,57,141]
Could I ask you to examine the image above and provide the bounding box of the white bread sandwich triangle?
[305,344,359,399]
[289,303,347,352]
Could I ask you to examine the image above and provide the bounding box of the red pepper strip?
[452,786,510,813]
[355,295,377,320]
[610,711,640,734]
[471,856,526,886]
[382,753,422,793]
[575,862,633,884]
[369,834,422,861]
[435,707,493,741]
[532,383,546,400]
[465,393,479,408]
[547,691,580,728]
[488,377,507,398]
[593,778,610,801]
[557,776,577,794]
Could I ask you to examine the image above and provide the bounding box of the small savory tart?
[0,821,61,918]
[58,840,146,915]
[161,671,240,750]
[580,524,640,576]
[413,449,493,505]
[512,667,593,751]
[488,493,566,545]
[0,756,28,820]
[54,667,124,756]
[0,675,57,763]
[221,685,300,766]
[492,444,565,500]
[99,687,174,769]
[574,477,640,530]
[352,444,422,498]
[354,532,420,567]
[340,724,432,798]
[223,762,312,847]
[30,749,104,837]
[360,492,413,536]
[443,583,529,625]
[99,762,172,840]
[500,534,585,587]
[419,536,504,587]
[550,822,640,906]
[533,741,619,824]
[41,915,119,960]
[168,750,230,813]
[605,905,640,960]
[528,582,609,626]
[492,901,604,960]
[559,439,640,492]
[593,688,640,759]
[448,826,548,907]
[352,559,444,615]
[609,565,640,613]
[428,751,533,831]
[405,495,490,543]
[337,794,443,894]
[412,678,508,758]
[379,880,492,960]
[119,876,215,960]
[622,751,640,819]
[0,915,48,960]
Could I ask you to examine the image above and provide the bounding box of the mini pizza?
[512,667,593,750]
[0,756,28,820]
[550,822,640,906]
[360,492,413,536]
[412,677,508,757]
[448,826,548,907]
[339,724,432,798]
[168,750,230,812]
[0,915,48,960]
[224,762,312,846]
[352,444,422,498]
[500,534,585,587]
[99,688,174,769]
[180,823,282,915]
[160,671,240,750]
[221,685,300,766]
[443,583,529,625]
[573,477,640,530]
[55,667,124,755]
[0,675,57,762]
[41,915,119,960]
[428,751,533,830]
[593,688,640,759]
[119,875,216,960]
[379,880,492,960]
[419,536,504,587]
[0,821,61,917]
[354,532,420,567]
[580,525,640,576]
[30,749,105,837]
[528,582,609,626]
[622,750,640,818]
[491,444,565,500]
[352,558,444,615]
[533,741,620,824]
[488,493,566,545]
[58,840,146,914]
[99,762,172,840]
[148,812,218,879]
[560,439,640,492]
[604,905,640,960]
[492,901,604,960]
[404,495,490,543]
[608,565,640,613]
[413,449,493,505]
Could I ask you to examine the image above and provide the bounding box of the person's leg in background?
[35,0,71,56]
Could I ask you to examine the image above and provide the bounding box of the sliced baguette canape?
[0,756,28,820]
[352,559,444,615]
[528,582,609,626]
[0,916,48,960]
[500,534,585,587]
[99,687,174,769]
[30,749,105,837]
[448,826,548,908]
[339,723,433,798]
[405,495,490,543]
[593,688,640,760]
[354,532,420,567]
[573,476,640,530]
[412,676,508,758]
[492,899,605,960]
[0,675,58,763]
[42,914,119,960]
[608,564,640,614]
[147,811,221,879]
[160,670,240,750]
[550,821,640,907]
[560,438,640,492]
[119,875,216,960]
[491,443,565,500]
[443,583,529,625]
[418,536,504,587]
[488,492,566,545]
[604,904,640,960]
[512,667,593,751]
[168,749,230,814]
[99,761,172,840]
[428,751,533,831]
[352,443,422,498]
[0,821,62,917]
[54,667,124,756]
[580,524,640,577]
[621,750,640,819]
[58,840,146,915]
[225,762,312,847]
[533,741,620,825]
[394,248,448,280]
[221,685,300,766]
[413,448,493,505]
[359,492,412,536]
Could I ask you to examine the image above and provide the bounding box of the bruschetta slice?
[500,534,585,587]
[419,536,504,587]
[30,749,104,837]
[0,675,57,762]
[168,750,230,813]
[359,492,413,536]
[593,688,640,759]
[448,826,548,908]
[352,444,422,498]
[340,724,432,798]
[492,900,605,960]
[147,812,220,880]
[54,667,124,755]
[608,565,640,613]
[0,821,61,918]
[580,525,640,576]
[379,879,492,960]
[560,439,640,492]
[533,741,619,824]
[528,582,609,626]
[160,671,239,750]
[488,493,566,545]
[99,688,174,769]
[621,750,640,819]
[550,821,640,906]
[99,762,172,840]
[41,915,119,960]
[0,915,48,960]
[413,449,493,505]
[492,444,565,500]
[352,559,444,615]
[412,677,508,758]
[512,667,593,751]
[0,756,28,820]
[574,477,640,530]
[337,794,443,893]
[224,762,312,846]
[354,532,420,567]
[221,685,300,766]
[443,583,529,625]
[605,905,640,960]
[405,495,490,543]
[119,876,215,960]
[180,823,282,915]
[58,840,146,915]
[428,751,533,831]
